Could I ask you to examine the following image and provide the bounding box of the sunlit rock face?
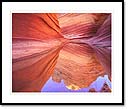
[66,84,81,90]
[12,13,111,92]
[53,13,111,89]
[57,13,109,39]
[12,13,63,92]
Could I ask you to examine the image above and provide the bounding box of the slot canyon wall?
[12,13,111,92]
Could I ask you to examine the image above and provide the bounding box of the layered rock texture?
[12,13,111,92]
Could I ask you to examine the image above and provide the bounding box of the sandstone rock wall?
[12,13,111,92]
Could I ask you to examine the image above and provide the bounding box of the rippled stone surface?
[12,13,111,92]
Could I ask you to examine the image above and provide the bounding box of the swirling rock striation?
[12,13,111,92]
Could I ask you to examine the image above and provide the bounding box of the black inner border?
[1,0,124,105]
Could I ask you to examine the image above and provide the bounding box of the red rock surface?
[12,13,111,92]
[54,13,111,89]
[12,13,64,92]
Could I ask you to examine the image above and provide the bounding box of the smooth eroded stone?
[12,13,64,92]
[12,13,111,92]
[53,14,111,89]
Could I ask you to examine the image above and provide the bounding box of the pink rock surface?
[12,13,111,92]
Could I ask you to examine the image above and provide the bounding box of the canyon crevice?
[12,13,111,92]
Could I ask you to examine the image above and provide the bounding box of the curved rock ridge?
[12,13,111,92]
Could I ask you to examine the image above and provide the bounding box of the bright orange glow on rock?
[66,84,80,90]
